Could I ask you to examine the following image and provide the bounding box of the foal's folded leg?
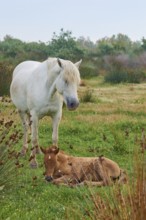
[81,180,105,187]
[52,175,73,186]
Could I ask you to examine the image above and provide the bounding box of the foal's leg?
[29,111,40,168]
[52,175,72,185]
[81,180,106,187]
[52,110,62,145]
[19,111,29,156]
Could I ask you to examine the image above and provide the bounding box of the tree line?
[0,29,146,95]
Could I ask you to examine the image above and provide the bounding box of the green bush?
[81,89,96,103]
[105,68,146,84]
[104,58,146,83]
[0,62,14,96]
[80,64,98,78]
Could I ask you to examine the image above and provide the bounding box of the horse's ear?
[75,59,82,69]
[40,147,46,154]
[57,58,63,68]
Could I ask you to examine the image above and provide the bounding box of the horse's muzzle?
[45,176,53,182]
[67,98,79,110]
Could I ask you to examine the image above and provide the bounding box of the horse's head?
[41,146,59,182]
[55,59,82,110]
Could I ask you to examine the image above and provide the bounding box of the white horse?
[10,58,82,167]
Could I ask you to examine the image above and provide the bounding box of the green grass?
[0,77,146,219]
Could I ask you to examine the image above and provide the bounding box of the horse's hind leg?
[19,111,29,156]
[29,110,41,168]
[30,111,41,155]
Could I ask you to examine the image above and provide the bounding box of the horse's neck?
[44,61,60,100]
[32,60,58,102]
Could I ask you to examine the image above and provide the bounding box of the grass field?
[0,76,146,219]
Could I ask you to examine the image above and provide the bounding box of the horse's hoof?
[20,150,26,157]
[30,162,38,169]
[35,148,42,154]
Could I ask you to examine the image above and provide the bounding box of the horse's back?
[12,61,41,79]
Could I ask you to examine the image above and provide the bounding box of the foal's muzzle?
[66,98,79,110]
[45,176,53,182]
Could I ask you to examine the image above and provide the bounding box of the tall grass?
[0,116,22,189]
[80,89,96,103]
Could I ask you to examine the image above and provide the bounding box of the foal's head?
[41,146,59,182]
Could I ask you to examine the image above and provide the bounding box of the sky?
[0,0,146,43]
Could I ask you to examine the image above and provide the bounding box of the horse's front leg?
[52,110,62,146]
[29,111,40,168]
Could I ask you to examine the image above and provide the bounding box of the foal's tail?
[118,169,128,184]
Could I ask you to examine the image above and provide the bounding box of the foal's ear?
[75,59,82,69]
[54,147,59,154]
[40,147,46,154]
[52,146,59,155]
[57,58,63,68]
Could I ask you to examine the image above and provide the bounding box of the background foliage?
[1,29,146,95]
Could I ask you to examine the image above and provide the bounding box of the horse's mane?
[62,61,80,85]
[47,57,58,69]
[47,58,80,85]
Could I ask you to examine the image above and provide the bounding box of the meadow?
[0,77,146,220]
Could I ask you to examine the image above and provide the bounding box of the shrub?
[104,55,146,84]
[80,89,96,103]
[105,68,146,84]
[80,63,98,78]
[0,62,14,96]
